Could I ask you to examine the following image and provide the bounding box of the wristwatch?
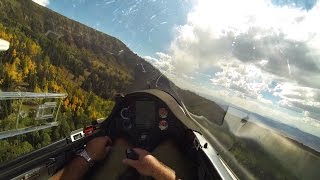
[77,149,94,167]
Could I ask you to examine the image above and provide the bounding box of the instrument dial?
[122,119,132,130]
[158,108,168,118]
[159,120,168,130]
[120,107,130,120]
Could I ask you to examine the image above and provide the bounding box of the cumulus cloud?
[32,0,50,7]
[210,62,274,99]
[146,0,320,132]
[169,0,320,78]
[144,52,175,73]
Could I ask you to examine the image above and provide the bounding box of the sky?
[32,0,320,137]
[40,0,192,56]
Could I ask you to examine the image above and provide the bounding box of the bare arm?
[58,156,91,180]
[52,136,112,180]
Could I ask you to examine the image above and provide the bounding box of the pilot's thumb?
[123,158,138,168]
[133,148,149,155]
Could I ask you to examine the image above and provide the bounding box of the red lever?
[84,126,95,136]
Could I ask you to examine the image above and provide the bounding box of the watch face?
[79,149,92,163]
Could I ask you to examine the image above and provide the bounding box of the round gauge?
[158,108,168,118]
[120,107,130,120]
[122,119,132,130]
[159,120,168,131]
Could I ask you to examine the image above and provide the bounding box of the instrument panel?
[114,93,182,150]
[120,101,169,131]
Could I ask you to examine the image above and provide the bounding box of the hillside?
[0,0,160,97]
[0,0,227,163]
[0,0,160,162]
[2,1,319,180]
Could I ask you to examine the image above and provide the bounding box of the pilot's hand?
[86,136,112,162]
[122,148,176,180]
[57,136,112,180]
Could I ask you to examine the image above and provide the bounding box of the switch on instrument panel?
[121,107,132,130]
[158,108,168,118]
[138,134,149,146]
[140,134,148,141]
[122,119,132,130]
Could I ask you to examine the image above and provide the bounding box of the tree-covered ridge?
[0,0,187,161]
[0,0,143,95]
[0,0,138,162]
[0,20,115,161]
[0,0,222,165]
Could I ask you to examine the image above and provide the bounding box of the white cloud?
[210,61,273,99]
[32,0,50,7]
[160,69,320,137]
[144,52,175,73]
[146,0,320,136]
[168,0,320,77]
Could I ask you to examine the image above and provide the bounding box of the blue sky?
[40,0,317,56]
[47,0,193,56]
[272,0,317,10]
[33,0,320,136]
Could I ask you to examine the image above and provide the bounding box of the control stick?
[126,148,139,160]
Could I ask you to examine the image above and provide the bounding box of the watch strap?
[77,149,94,167]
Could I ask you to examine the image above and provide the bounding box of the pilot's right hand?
[122,148,177,180]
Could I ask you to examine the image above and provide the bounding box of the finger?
[133,148,149,155]
[122,158,138,168]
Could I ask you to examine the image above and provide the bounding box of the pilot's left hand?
[86,136,112,161]
[53,136,113,180]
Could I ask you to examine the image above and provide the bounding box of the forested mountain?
[0,0,225,163]
[1,2,316,179]
[0,0,157,96]
[0,0,161,162]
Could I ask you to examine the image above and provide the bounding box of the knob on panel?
[120,107,129,120]
[122,119,132,130]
